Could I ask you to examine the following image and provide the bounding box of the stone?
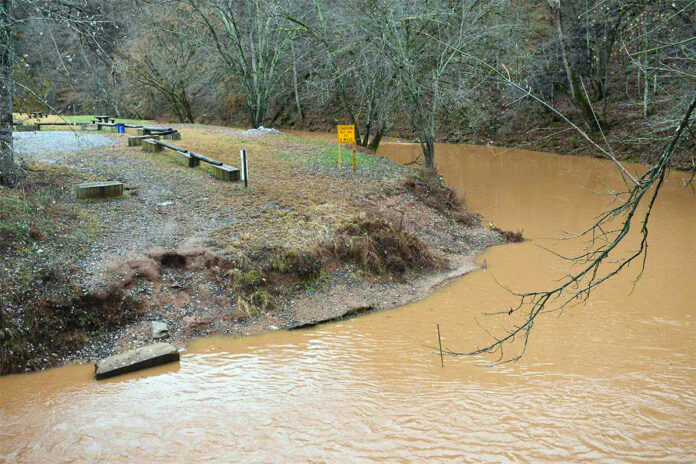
[136,128,152,136]
[95,343,180,380]
[142,139,163,152]
[151,321,170,340]
[81,124,100,131]
[210,164,241,181]
[75,181,124,199]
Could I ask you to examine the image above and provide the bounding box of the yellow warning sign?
[337,125,355,143]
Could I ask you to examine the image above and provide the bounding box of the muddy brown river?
[1,141,694,462]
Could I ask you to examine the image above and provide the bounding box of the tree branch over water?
[444,93,695,363]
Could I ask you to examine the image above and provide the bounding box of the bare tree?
[123,4,204,123]
[286,0,398,150]
[0,0,14,186]
[372,0,508,168]
[185,0,294,128]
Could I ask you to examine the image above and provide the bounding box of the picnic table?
[94,115,115,124]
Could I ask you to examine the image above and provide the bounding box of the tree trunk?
[0,0,16,187]
[422,139,435,168]
[551,0,603,132]
[368,128,383,151]
[290,42,304,121]
[642,22,649,119]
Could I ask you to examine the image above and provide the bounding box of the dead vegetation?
[403,168,480,226]
[489,224,525,243]
[0,263,136,375]
[324,213,441,275]
[0,164,87,252]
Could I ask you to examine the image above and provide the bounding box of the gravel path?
[15,130,239,288]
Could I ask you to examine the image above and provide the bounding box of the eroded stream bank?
[1,142,694,462]
[1,128,496,373]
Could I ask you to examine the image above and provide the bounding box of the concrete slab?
[76,181,124,199]
[95,343,180,380]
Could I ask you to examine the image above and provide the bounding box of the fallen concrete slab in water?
[95,343,180,380]
[290,305,376,330]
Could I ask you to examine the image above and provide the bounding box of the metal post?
[241,149,248,188]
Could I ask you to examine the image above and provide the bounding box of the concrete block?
[210,164,241,181]
[142,139,163,152]
[163,132,181,141]
[128,135,160,147]
[76,181,124,199]
[136,128,152,136]
[95,343,179,380]
[81,124,100,131]
[173,151,200,168]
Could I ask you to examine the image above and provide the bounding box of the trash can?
[116,123,125,134]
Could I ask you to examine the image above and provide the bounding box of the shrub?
[325,213,441,275]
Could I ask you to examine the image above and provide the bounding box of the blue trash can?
[116,123,125,134]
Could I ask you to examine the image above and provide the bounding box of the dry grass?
[403,168,479,226]
[323,212,442,275]
[165,126,406,254]
[489,224,525,243]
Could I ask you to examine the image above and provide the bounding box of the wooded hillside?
[4,1,696,166]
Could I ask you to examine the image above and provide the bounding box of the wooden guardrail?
[140,138,243,183]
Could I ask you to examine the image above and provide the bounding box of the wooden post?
[337,143,342,171]
[352,142,357,172]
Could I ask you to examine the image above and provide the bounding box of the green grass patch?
[305,145,381,169]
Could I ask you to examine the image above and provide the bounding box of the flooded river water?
[1,141,694,462]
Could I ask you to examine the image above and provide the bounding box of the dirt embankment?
[0,126,506,375]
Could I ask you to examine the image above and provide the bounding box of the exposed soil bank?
[0,127,502,374]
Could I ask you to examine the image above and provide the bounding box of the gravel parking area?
[13,131,116,159]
